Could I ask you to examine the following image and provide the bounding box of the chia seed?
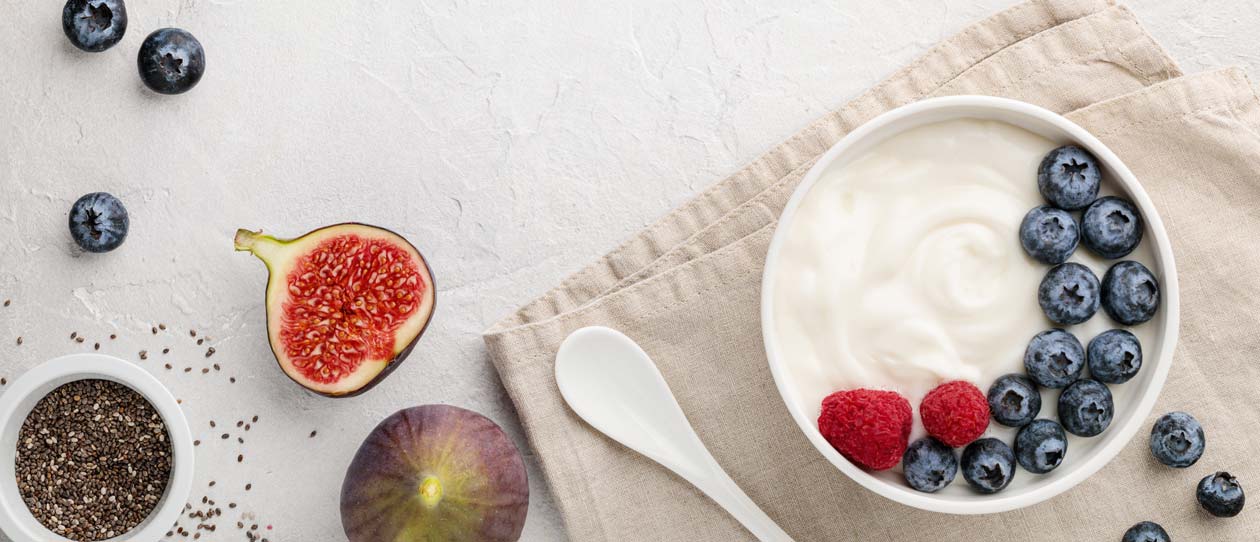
[16,379,172,541]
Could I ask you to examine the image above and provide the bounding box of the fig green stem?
[418,476,443,509]
[233,228,283,263]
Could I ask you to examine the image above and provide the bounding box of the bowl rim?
[759,95,1180,514]
[0,353,195,541]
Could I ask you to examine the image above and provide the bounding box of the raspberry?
[920,381,990,447]
[818,389,912,471]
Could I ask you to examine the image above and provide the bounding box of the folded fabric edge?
[1068,67,1257,136]
[483,0,1117,337]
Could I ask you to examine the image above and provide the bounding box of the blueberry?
[138,28,206,95]
[1038,262,1101,325]
[1038,145,1102,210]
[1082,196,1143,259]
[1088,329,1143,384]
[69,192,129,253]
[1014,419,1067,474]
[62,0,127,52]
[901,437,958,493]
[1058,379,1113,437]
[960,438,1015,494]
[1149,412,1205,468]
[1122,521,1170,542]
[1102,261,1160,325]
[1023,329,1085,389]
[1019,206,1079,264]
[1197,472,1245,518]
[987,374,1041,427]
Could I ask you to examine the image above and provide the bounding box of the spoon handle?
[685,450,794,542]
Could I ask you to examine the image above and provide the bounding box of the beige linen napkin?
[485,0,1260,539]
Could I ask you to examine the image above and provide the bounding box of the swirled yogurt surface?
[772,118,1157,442]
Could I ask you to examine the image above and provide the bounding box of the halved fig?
[340,405,529,542]
[234,223,435,397]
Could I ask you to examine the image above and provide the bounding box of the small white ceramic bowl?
[761,96,1179,514]
[0,354,194,541]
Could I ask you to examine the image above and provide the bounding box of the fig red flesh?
[341,405,529,542]
[280,234,425,384]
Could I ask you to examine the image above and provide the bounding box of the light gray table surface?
[1,1,1255,540]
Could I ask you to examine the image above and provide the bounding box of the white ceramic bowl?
[0,354,195,541]
[761,96,1179,514]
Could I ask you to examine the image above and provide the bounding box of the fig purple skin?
[341,405,529,542]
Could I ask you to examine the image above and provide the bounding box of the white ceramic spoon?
[555,326,794,542]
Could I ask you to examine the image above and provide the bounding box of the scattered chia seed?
[159,324,167,331]
[2,378,7,385]
[213,364,220,371]
[75,337,85,343]
[190,330,197,337]
[70,332,77,340]
[205,347,215,358]
[309,430,317,438]
[252,416,258,423]
[139,350,148,360]
[221,433,229,439]
[201,368,209,374]
[163,348,170,354]
[245,484,251,491]
[165,364,172,370]
[237,454,243,463]
[229,377,236,384]
[194,440,200,446]
[197,338,204,346]
[16,380,172,542]
[15,337,22,345]
[210,421,216,428]
[3,299,10,307]
[151,327,158,335]
[184,367,192,373]
[236,421,243,428]
[93,342,100,351]
[109,334,116,340]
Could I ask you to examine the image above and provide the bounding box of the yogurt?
[770,118,1156,440]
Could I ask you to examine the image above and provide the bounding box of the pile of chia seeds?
[16,379,172,541]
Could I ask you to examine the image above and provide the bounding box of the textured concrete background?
[0,1,1255,540]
